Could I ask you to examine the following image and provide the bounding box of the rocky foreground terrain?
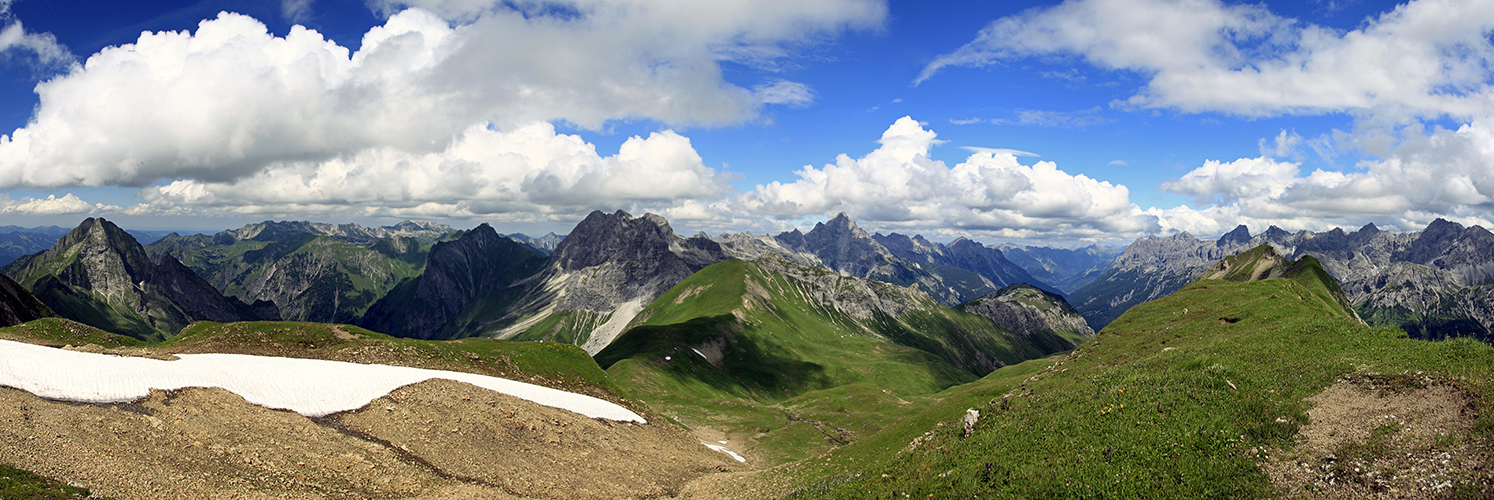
[0,322,744,499]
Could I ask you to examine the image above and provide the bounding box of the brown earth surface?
[0,339,750,499]
[1264,373,1494,498]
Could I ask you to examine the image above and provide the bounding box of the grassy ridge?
[596,258,1058,464]
[790,274,1494,497]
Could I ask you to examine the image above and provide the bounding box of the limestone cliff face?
[357,224,547,340]
[495,210,731,353]
[4,218,273,341]
[960,284,1093,348]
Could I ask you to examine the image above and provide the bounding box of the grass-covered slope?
[0,317,143,348]
[595,256,1059,464]
[784,252,1494,498]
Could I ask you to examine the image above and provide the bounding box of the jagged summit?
[214,219,453,245]
[4,218,275,341]
[1217,225,1251,247]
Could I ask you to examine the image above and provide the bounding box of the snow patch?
[0,339,644,422]
[703,442,746,462]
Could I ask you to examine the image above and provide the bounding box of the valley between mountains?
[0,211,1492,498]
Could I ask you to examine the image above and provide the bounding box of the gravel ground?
[0,338,747,499]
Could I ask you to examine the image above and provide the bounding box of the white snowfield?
[0,339,645,423]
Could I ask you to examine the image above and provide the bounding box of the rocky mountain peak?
[774,228,808,250]
[1217,225,1251,248]
[551,210,682,272]
[1359,222,1380,234]
[1260,226,1291,241]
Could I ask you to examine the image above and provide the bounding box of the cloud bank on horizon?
[0,0,1491,244]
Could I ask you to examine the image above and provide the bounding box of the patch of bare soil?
[1264,373,1494,498]
[0,379,740,499]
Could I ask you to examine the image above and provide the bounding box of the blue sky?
[0,0,1491,245]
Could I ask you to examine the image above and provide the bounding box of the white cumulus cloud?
[737,116,1159,239]
[136,121,731,222]
[1157,121,1494,234]
[0,0,884,193]
[919,0,1494,121]
[0,193,116,215]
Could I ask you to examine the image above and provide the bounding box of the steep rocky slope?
[1068,231,1230,330]
[472,210,730,353]
[2,218,273,341]
[958,284,1094,353]
[357,224,548,340]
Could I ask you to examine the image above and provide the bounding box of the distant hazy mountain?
[3,218,275,341]
[146,220,454,324]
[1070,219,1492,339]
[358,224,548,340]
[506,232,566,255]
[211,220,453,245]
[719,213,1048,306]
[994,244,1118,293]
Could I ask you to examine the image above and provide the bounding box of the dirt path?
[1264,373,1494,498]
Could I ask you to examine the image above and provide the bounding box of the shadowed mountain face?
[3,218,274,342]
[1071,220,1490,338]
[357,224,547,340]
[145,220,453,324]
[0,273,53,327]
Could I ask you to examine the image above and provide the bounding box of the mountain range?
[2,218,276,342]
[2,212,1490,351]
[1,211,1492,498]
[1068,219,1494,340]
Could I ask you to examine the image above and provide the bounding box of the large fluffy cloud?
[0,193,115,215]
[918,0,1494,120]
[737,116,1159,240]
[0,0,884,191]
[135,121,730,221]
[1158,121,1494,233]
